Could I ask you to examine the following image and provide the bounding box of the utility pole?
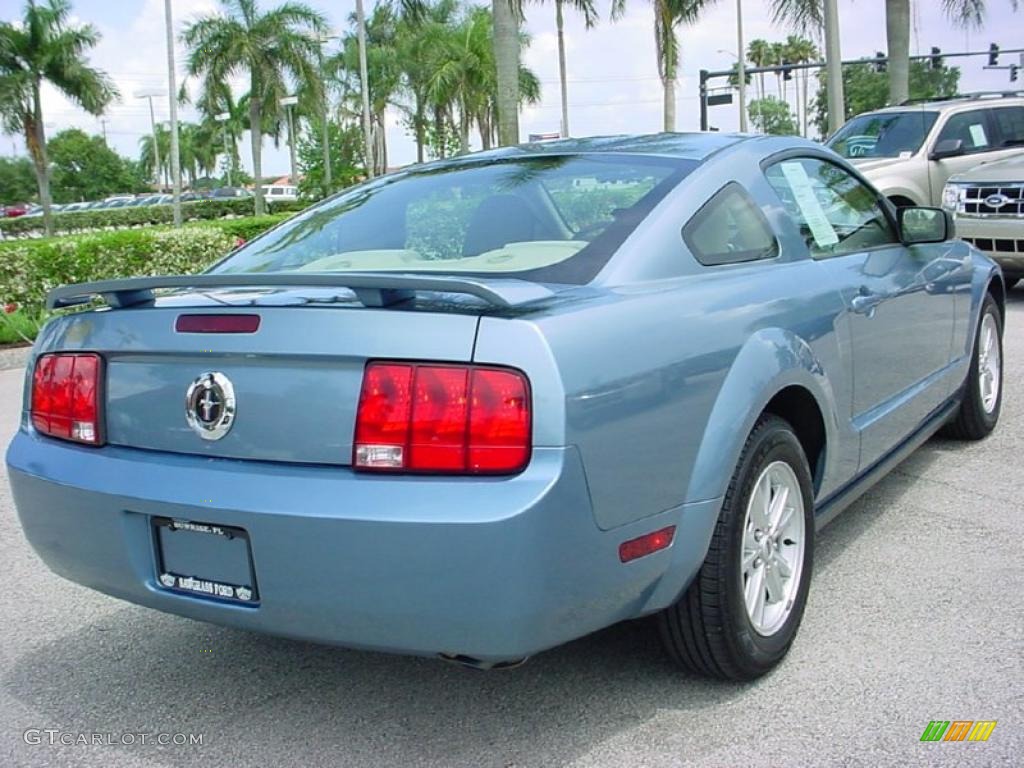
[736,0,748,132]
[822,0,845,136]
[164,0,182,226]
[100,118,108,144]
[136,91,163,192]
[355,0,374,178]
[280,96,299,184]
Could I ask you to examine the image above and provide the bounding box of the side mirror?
[899,206,954,245]
[930,138,964,160]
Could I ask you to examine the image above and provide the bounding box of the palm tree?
[328,3,403,176]
[747,38,774,102]
[645,1,718,132]
[0,0,118,235]
[784,35,818,137]
[182,0,326,215]
[551,0,598,137]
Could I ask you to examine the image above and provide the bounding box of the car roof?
[861,94,1024,116]
[439,132,753,165]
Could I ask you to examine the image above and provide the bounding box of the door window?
[935,109,992,154]
[765,158,898,259]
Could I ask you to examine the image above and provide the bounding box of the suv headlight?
[942,184,961,211]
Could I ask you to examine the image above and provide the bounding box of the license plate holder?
[153,517,259,604]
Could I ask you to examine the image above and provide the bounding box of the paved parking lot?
[1,293,1022,768]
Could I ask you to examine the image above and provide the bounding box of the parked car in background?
[261,184,298,202]
[7,134,1004,681]
[212,186,252,200]
[130,194,172,207]
[3,202,29,217]
[943,152,1024,284]
[827,92,1024,207]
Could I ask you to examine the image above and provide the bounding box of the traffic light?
[988,43,1000,67]
[875,52,887,73]
[930,47,943,70]
[1012,64,1019,83]
[781,59,793,81]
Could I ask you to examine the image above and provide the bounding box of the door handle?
[851,287,884,316]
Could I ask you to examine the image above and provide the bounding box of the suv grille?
[962,237,1024,254]
[957,184,1024,217]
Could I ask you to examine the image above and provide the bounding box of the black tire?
[657,414,815,680]
[943,293,1002,440]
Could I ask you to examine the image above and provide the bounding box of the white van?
[260,185,298,203]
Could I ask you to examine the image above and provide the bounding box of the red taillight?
[618,526,676,563]
[31,352,103,445]
[354,362,531,474]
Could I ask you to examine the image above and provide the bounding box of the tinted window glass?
[992,106,1024,146]
[827,111,938,158]
[936,110,992,153]
[765,158,897,258]
[683,184,778,266]
[213,155,693,285]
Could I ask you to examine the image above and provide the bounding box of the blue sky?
[2,0,1022,175]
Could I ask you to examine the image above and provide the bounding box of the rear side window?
[683,183,778,266]
[992,106,1024,147]
[936,110,992,153]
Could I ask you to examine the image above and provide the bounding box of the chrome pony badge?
[185,372,236,440]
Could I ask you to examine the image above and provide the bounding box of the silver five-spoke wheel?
[978,312,1001,415]
[741,461,806,636]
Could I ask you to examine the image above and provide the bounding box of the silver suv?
[826,92,1024,207]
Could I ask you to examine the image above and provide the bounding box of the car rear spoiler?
[45,272,555,310]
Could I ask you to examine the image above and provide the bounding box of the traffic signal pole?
[698,46,1024,133]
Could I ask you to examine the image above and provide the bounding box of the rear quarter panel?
[476,140,861,530]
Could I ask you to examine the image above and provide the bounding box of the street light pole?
[216,112,232,187]
[279,96,299,185]
[736,0,748,132]
[822,0,846,136]
[355,0,374,179]
[164,0,182,226]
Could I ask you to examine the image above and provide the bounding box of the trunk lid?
[42,290,482,466]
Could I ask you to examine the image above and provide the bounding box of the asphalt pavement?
[1,293,1022,768]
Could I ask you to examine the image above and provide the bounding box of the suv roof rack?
[898,90,1024,106]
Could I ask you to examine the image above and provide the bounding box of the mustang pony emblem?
[185,372,236,440]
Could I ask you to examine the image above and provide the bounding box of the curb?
[0,346,31,371]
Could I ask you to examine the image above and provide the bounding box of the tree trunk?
[27,82,54,236]
[250,98,265,216]
[556,0,569,137]
[492,0,520,146]
[886,0,911,105]
[662,76,676,132]
[415,98,426,164]
[373,112,387,175]
[459,107,471,155]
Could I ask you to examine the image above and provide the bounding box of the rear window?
[213,154,694,285]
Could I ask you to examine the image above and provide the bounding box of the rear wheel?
[943,293,1002,440]
[658,414,814,680]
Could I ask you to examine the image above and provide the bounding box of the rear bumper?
[6,430,719,663]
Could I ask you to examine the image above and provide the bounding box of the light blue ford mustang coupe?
[6,133,1005,680]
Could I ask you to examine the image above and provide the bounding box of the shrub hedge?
[0,213,291,318]
[0,197,307,238]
